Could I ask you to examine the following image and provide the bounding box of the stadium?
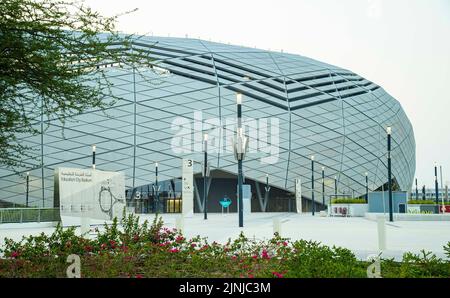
[0,36,416,213]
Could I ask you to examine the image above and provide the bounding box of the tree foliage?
[0,0,151,171]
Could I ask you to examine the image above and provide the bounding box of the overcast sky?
[84,0,450,189]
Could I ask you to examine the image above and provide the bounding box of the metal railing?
[0,208,61,224]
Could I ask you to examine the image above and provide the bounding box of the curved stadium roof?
[0,36,416,206]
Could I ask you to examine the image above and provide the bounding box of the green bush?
[408,200,450,205]
[0,212,449,278]
[331,198,366,204]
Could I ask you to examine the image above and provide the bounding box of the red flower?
[109,240,116,248]
[248,274,254,278]
[11,251,19,258]
[262,249,270,259]
[84,245,93,252]
[190,243,197,248]
[231,256,237,260]
[101,243,107,250]
[283,241,288,247]
[135,274,143,279]
[176,236,184,243]
[252,255,258,259]
[272,272,284,278]
[170,248,180,253]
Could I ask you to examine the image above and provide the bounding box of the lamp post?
[334,176,338,197]
[311,155,315,216]
[203,133,208,220]
[92,144,96,170]
[26,171,30,208]
[322,167,325,208]
[387,126,393,222]
[365,172,369,203]
[435,162,439,213]
[154,162,160,214]
[234,93,248,228]
[422,185,426,201]
[415,178,419,201]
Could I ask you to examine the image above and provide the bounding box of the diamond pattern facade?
[0,36,416,207]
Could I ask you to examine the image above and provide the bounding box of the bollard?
[377,215,386,251]
[273,217,282,236]
[176,216,185,234]
[81,216,90,235]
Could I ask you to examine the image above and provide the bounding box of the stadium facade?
[0,36,416,211]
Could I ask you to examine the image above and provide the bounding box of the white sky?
[84,0,450,189]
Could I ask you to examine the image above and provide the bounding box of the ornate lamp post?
[233,93,248,227]
[311,155,315,216]
[26,171,30,208]
[334,176,338,197]
[203,133,209,220]
[322,167,325,208]
[435,162,439,213]
[153,162,161,214]
[365,172,369,203]
[415,178,419,200]
[92,144,96,170]
[387,126,393,222]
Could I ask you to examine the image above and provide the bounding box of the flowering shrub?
[0,212,449,278]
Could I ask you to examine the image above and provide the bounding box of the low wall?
[331,204,368,217]
[365,213,450,221]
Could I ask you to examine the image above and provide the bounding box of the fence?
[0,208,61,224]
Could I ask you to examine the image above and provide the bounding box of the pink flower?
[170,248,180,253]
[231,256,237,260]
[283,241,288,247]
[101,243,107,250]
[11,251,19,258]
[272,272,284,278]
[252,255,258,259]
[262,249,270,259]
[190,243,197,248]
[248,274,254,278]
[176,236,184,243]
[135,274,143,278]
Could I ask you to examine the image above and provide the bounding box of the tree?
[0,0,151,171]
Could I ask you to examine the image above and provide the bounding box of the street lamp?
[365,172,369,203]
[153,162,160,214]
[415,178,419,201]
[435,162,439,213]
[334,176,338,197]
[92,144,96,170]
[26,171,30,208]
[322,167,325,208]
[264,173,271,212]
[233,93,248,227]
[203,133,209,220]
[311,155,315,216]
[387,126,393,222]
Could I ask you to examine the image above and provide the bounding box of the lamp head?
[204,133,208,141]
[26,172,30,176]
[155,162,158,167]
[386,126,392,135]
[311,155,315,161]
[322,166,325,171]
[92,144,96,152]
[236,93,242,105]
